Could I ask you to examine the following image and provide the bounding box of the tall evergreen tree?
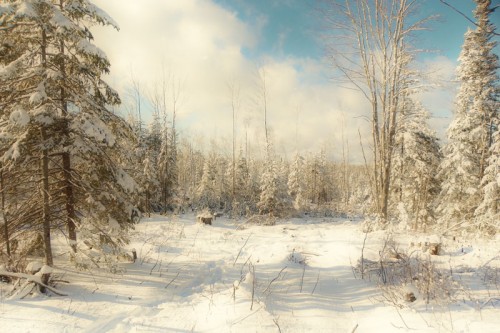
[438,0,499,229]
[0,1,138,271]
[257,159,282,216]
[475,129,499,234]
[391,99,441,231]
[304,151,330,206]
[157,117,178,212]
[232,149,251,215]
[288,152,305,211]
[196,154,217,209]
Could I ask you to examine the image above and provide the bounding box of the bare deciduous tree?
[322,0,429,220]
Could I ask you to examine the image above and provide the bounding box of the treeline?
[126,93,444,233]
[129,124,371,218]
[0,0,498,290]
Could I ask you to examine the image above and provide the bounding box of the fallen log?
[0,269,67,297]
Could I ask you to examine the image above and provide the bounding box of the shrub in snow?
[244,214,278,226]
[287,249,308,266]
[257,159,291,218]
[357,240,461,306]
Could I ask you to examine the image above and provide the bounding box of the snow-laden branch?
[0,269,67,297]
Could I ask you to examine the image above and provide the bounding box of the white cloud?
[92,0,255,87]
[416,56,458,138]
[91,0,453,163]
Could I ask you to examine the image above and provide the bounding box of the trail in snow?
[0,214,498,332]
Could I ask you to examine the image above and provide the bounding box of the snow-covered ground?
[0,214,498,332]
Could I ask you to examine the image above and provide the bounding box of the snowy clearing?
[1,214,499,332]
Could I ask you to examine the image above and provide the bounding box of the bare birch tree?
[227,80,240,200]
[322,0,428,220]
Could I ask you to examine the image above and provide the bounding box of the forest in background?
[0,0,498,290]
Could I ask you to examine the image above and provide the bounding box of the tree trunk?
[146,190,151,218]
[58,1,78,254]
[40,28,53,292]
[381,162,391,220]
[325,0,418,222]
[0,167,11,257]
[63,152,77,254]
[163,129,169,213]
[40,127,54,291]
[260,68,271,159]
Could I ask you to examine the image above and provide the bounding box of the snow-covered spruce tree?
[149,71,181,213]
[475,128,499,234]
[157,121,171,212]
[347,166,372,215]
[0,1,65,274]
[230,149,251,216]
[316,150,331,205]
[391,99,441,231]
[474,0,500,235]
[176,138,204,211]
[257,154,291,218]
[288,152,305,211]
[215,154,230,211]
[438,0,499,230]
[303,153,316,205]
[168,128,179,208]
[157,117,178,212]
[241,155,261,215]
[138,111,162,212]
[303,150,330,207]
[142,148,159,217]
[278,158,292,210]
[196,153,218,210]
[257,159,281,216]
[0,1,138,270]
[224,159,235,210]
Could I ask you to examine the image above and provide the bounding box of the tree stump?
[197,214,213,225]
[200,217,212,225]
[428,243,441,255]
[405,291,416,302]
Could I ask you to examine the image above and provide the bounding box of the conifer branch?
[438,0,499,36]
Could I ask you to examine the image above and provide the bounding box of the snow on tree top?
[116,168,137,194]
[3,138,23,161]
[77,39,107,60]
[0,3,13,16]
[78,117,116,147]
[9,108,30,127]
[16,2,36,18]
[51,8,77,32]
[85,2,120,30]
[0,56,24,80]
[29,82,48,106]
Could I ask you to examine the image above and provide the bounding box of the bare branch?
[438,0,500,36]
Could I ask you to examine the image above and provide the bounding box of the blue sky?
[213,0,498,61]
[213,0,320,59]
